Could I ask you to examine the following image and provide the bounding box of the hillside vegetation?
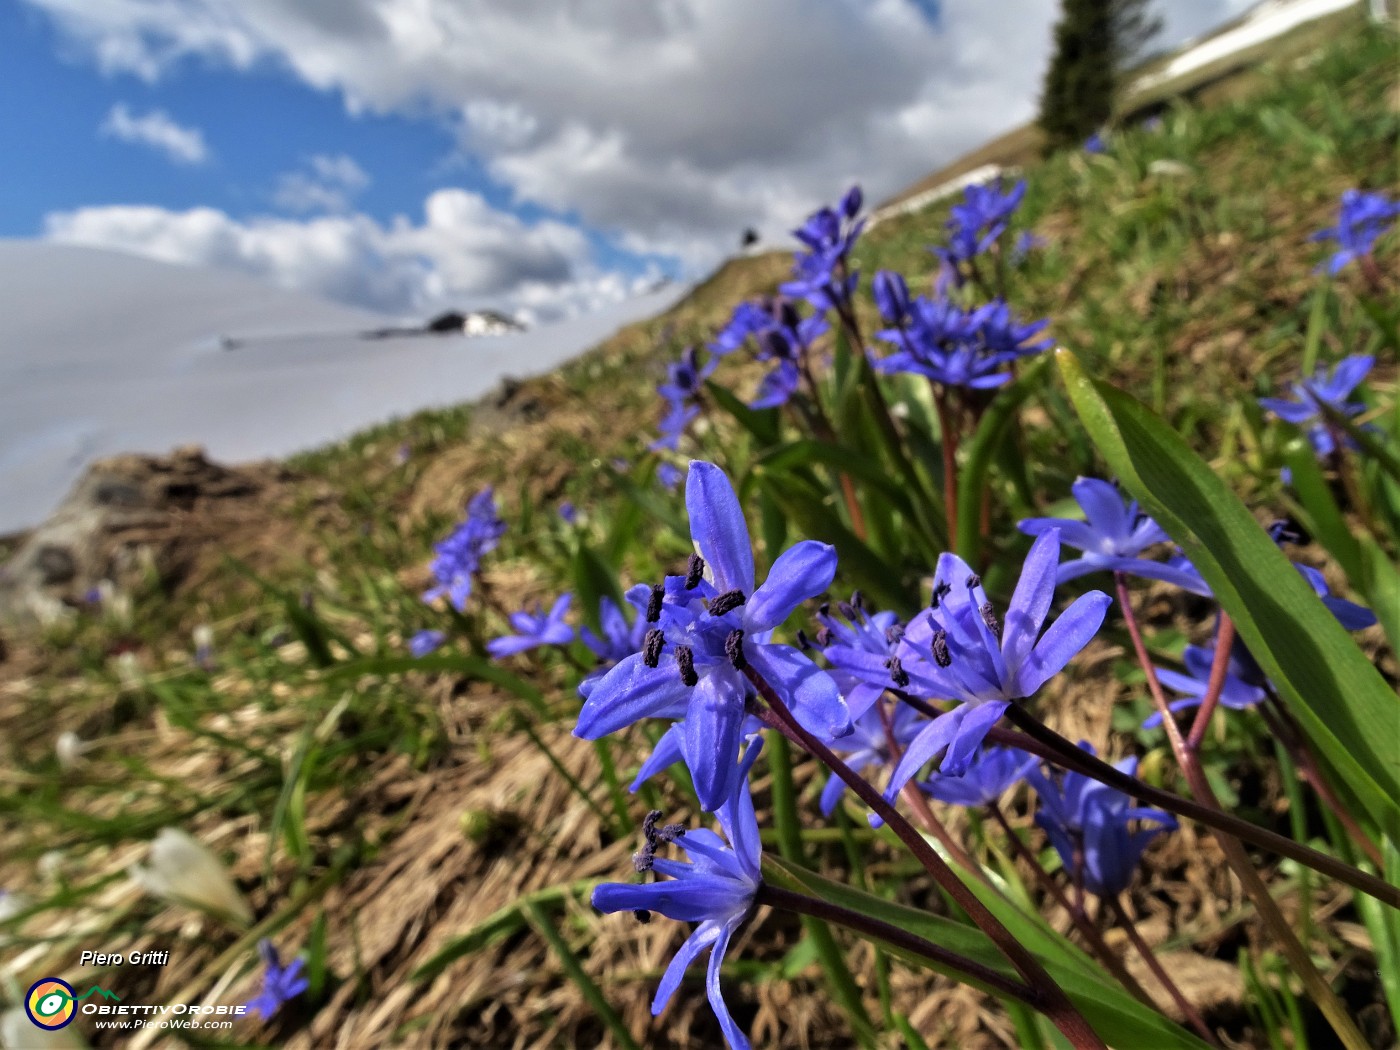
[0,20,1396,1050]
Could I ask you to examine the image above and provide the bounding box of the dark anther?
[815,626,834,648]
[676,645,698,686]
[709,589,747,617]
[646,583,665,623]
[965,573,981,589]
[635,810,687,872]
[684,553,706,589]
[850,589,866,611]
[725,629,747,670]
[884,623,906,645]
[932,629,952,668]
[796,629,812,651]
[643,628,666,668]
[885,655,910,688]
[633,909,652,924]
[980,602,1002,640]
[817,602,830,618]
[931,581,951,608]
[837,600,858,621]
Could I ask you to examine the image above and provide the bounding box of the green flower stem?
[1113,580,1370,1050]
[744,664,1109,1050]
[755,882,1036,1007]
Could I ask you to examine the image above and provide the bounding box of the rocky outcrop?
[0,446,293,625]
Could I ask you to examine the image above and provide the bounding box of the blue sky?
[3,0,1253,322]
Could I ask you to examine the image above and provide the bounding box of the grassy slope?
[0,21,1395,1050]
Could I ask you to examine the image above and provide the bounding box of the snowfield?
[0,241,685,533]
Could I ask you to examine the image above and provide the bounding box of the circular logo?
[25,978,76,1030]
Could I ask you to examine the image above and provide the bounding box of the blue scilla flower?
[1084,132,1108,155]
[245,939,309,1021]
[814,598,907,720]
[1141,643,1268,730]
[816,702,923,816]
[592,739,765,1050]
[651,346,716,452]
[971,300,1052,361]
[871,270,911,326]
[657,462,683,490]
[880,531,1112,804]
[710,300,770,357]
[579,597,649,699]
[1019,477,1174,585]
[423,488,506,611]
[935,178,1028,268]
[747,302,829,410]
[781,186,865,313]
[1311,189,1399,275]
[872,295,1048,390]
[487,594,575,658]
[1028,745,1176,898]
[575,460,850,811]
[1260,354,1373,460]
[629,715,765,792]
[558,501,578,525]
[921,746,1037,808]
[408,629,446,658]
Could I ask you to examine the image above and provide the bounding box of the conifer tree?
[1038,0,1161,150]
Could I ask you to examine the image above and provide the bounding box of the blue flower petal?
[575,654,692,739]
[686,461,756,594]
[745,541,837,630]
[1015,591,1112,697]
[682,675,745,811]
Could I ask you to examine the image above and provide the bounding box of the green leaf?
[767,733,878,1047]
[956,357,1052,562]
[1057,349,1400,840]
[323,652,550,719]
[705,378,781,446]
[762,855,1211,1050]
[571,544,625,635]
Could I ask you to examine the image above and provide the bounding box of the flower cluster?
[1311,189,1399,275]
[423,488,506,611]
[781,185,865,314]
[245,939,309,1021]
[1028,745,1176,898]
[575,460,850,811]
[652,346,717,451]
[934,178,1028,271]
[1260,353,1373,461]
[871,291,1051,389]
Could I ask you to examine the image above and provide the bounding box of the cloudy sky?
[3,0,1255,323]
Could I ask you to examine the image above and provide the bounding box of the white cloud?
[273,153,371,213]
[43,0,1258,276]
[42,189,638,323]
[99,103,209,165]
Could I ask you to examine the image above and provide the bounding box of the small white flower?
[114,651,142,687]
[38,851,66,881]
[2,1007,88,1048]
[129,828,253,926]
[0,889,27,922]
[1148,159,1192,178]
[56,732,93,771]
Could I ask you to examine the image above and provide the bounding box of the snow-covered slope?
[0,242,684,533]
